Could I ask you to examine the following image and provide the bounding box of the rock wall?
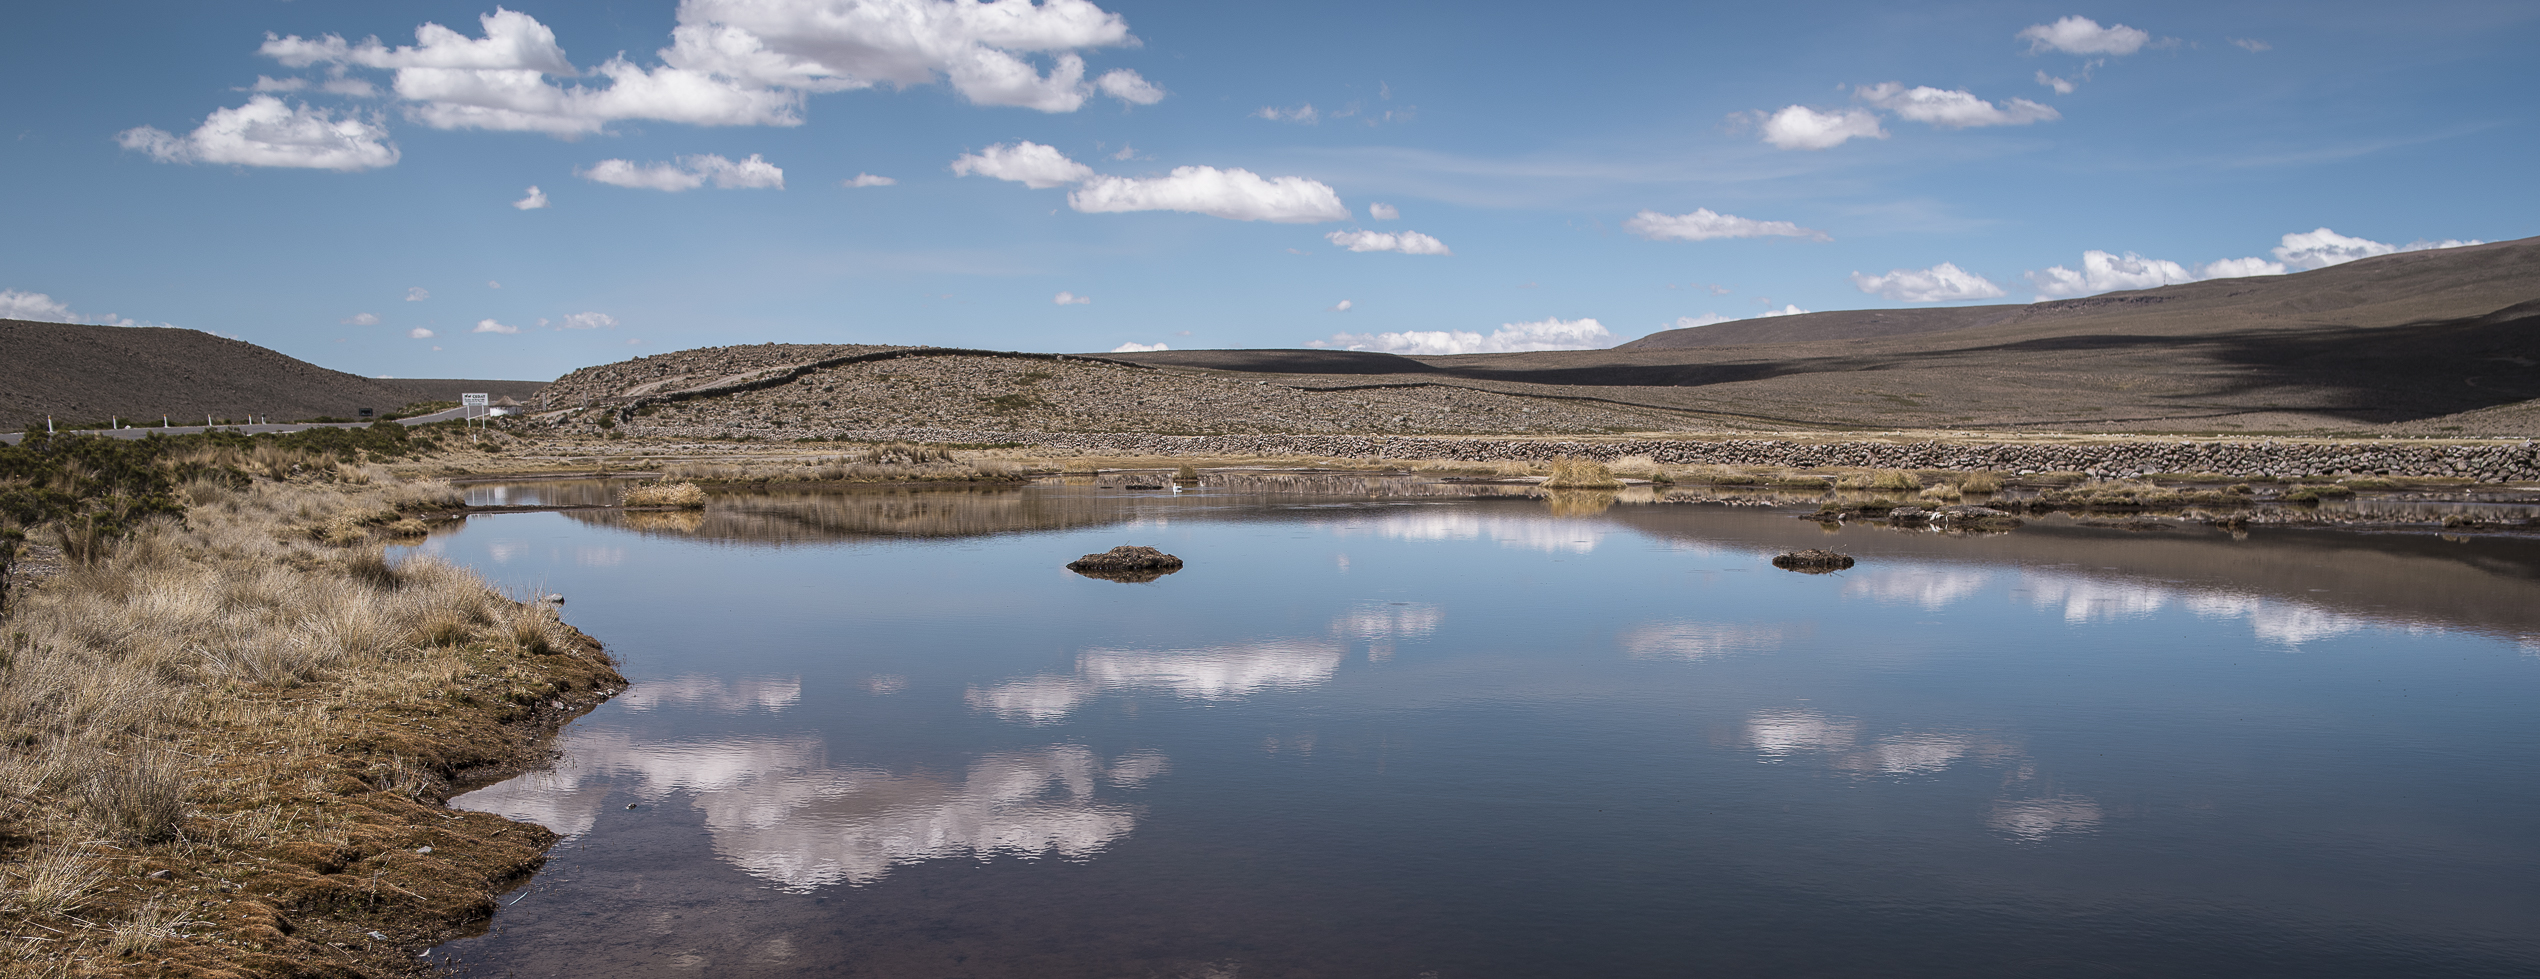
[749,428,2540,482]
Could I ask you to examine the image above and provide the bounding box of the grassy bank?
[0,434,623,978]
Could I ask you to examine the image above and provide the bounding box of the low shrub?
[1543,455,1622,489]
[623,481,707,508]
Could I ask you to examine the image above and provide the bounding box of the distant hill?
[1113,236,2540,434]
[0,319,546,427]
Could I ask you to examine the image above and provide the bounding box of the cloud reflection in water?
[456,732,1161,891]
[969,641,1347,725]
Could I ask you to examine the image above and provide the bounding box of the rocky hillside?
[545,346,1697,437]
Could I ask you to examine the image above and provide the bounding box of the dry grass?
[0,470,621,976]
[1543,456,1623,489]
[622,481,707,508]
[1838,469,1923,492]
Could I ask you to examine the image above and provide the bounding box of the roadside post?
[462,393,489,444]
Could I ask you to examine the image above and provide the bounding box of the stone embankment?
[794,428,2540,482]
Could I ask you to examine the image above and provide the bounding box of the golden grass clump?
[0,469,624,972]
[1543,455,1623,489]
[1838,469,1923,492]
[1957,472,2004,494]
[624,481,708,508]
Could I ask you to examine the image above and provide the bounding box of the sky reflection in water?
[417,483,2540,978]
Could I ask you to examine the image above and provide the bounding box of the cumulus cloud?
[405,287,430,301]
[1254,104,1317,123]
[557,311,617,329]
[1327,299,1353,313]
[341,312,380,325]
[409,327,436,339]
[1850,262,2006,303]
[842,172,895,187]
[950,141,1094,188]
[0,291,78,322]
[1367,202,1398,220]
[577,153,784,191]
[2035,70,2076,94]
[2230,37,2272,53]
[117,95,398,171]
[2017,16,2152,55]
[473,318,520,334]
[1325,229,1451,255]
[952,142,1347,223]
[1755,105,1885,150]
[1624,208,1829,242]
[254,2,1158,138]
[2197,256,2285,279]
[2025,250,2197,299]
[1856,82,2058,129]
[1309,317,1614,356]
[1070,166,1348,223]
[2272,227,2483,271]
[1094,69,1164,104]
[512,185,549,209]
[1053,291,1091,305]
[1666,305,1806,331]
[1110,341,1167,352]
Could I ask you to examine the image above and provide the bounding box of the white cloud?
[557,311,617,329]
[1367,202,1398,220]
[250,76,307,92]
[1255,104,1318,123]
[1094,69,1164,105]
[405,287,430,301]
[512,185,550,209]
[254,2,1159,140]
[342,312,380,325]
[409,327,435,339]
[663,0,1149,112]
[2035,70,2076,94]
[1110,341,1167,352]
[2017,16,2152,55]
[473,318,520,334]
[1108,144,1138,160]
[1666,304,1806,330]
[1070,166,1348,223]
[577,153,785,191]
[1624,208,1829,242]
[0,291,76,322]
[1325,229,1451,255]
[1850,262,2006,302]
[1856,82,2059,129]
[1053,291,1092,305]
[2230,37,2272,53]
[950,141,1093,188]
[118,95,398,171]
[488,280,502,288]
[952,142,1347,223]
[843,172,896,187]
[321,77,379,98]
[2271,227,2483,271]
[2025,250,2197,299]
[1309,317,1613,356]
[1327,299,1353,313]
[2196,256,2285,279]
[1755,105,1885,150]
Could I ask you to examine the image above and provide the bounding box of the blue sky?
[2,0,2532,381]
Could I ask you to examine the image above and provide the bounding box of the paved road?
[0,406,497,445]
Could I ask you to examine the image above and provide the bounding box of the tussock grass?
[623,481,707,508]
[0,469,619,973]
[1838,469,1923,492]
[1543,455,1623,489]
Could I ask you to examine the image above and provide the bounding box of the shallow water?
[410,477,2540,978]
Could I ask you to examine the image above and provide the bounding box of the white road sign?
[461,393,490,407]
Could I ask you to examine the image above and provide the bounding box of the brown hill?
[1113,235,2540,434]
[0,319,546,427]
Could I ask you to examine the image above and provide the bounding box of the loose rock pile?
[1066,545,1185,583]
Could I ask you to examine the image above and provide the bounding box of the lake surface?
[409,477,2540,978]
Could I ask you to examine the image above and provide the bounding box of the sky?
[1,0,2532,381]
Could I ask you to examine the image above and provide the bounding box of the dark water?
[409,478,2540,978]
